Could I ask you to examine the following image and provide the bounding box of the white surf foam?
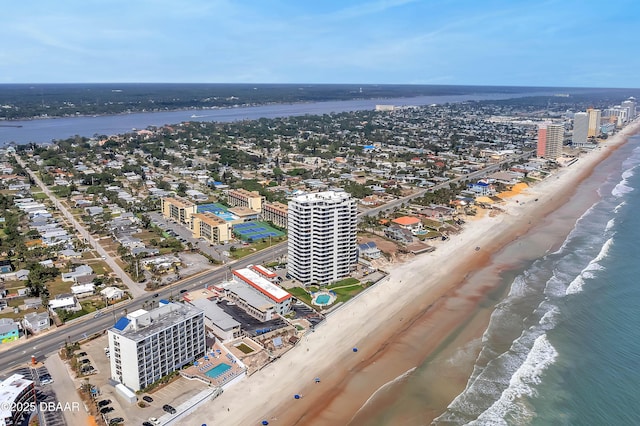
[566,237,613,295]
[468,334,558,425]
[605,218,616,232]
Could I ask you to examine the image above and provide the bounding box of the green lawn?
[288,287,312,305]
[327,278,359,288]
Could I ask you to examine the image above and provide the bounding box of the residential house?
[22,312,50,334]
[391,216,424,235]
[100,286,125,301]
[358,242,382,259]
[48,294,81,311]
[0,260,12,274]
[23,298,42,310]
[0,318,19,343]
[385,225,414,244]
[61,265,93,282]
[70,283,95,298]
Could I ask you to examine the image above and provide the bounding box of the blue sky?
[1,0,638,87]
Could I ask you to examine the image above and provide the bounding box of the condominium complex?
[160,196,197,225]
[572,112,589,146]
[0,374,35,426]
[261,201,288,229]
[537,123,564,159]
[226,189,264,212]
[587,108,602,137]
[190,212,232,244]
[287,191,358,285]
[108,301,205,391]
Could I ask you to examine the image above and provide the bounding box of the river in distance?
[0,88,559,146]
[352,133,640,425]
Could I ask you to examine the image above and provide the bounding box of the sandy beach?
[185,119,640,426]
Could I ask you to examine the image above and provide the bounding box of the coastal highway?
[359,150,534,219]
[0,242,288,375]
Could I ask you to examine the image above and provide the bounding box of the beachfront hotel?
[261,201,289,229]
[0,374,35,426]
[160,195,197,225]
[287,191,358,285]
[536,122,564,159]
[108,301,205,391]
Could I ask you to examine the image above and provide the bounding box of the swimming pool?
[205,363,232,378]
[315,294,330,305]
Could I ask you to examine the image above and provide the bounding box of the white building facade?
[108,301,205,391]
[287,191,358,285]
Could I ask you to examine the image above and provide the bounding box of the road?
[0,242,288,374]
[13,154,146,297]
[359,151,534,219]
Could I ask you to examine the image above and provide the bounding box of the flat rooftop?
[0,374,33,419]
[110,302,203,342]
[233,268,291,303]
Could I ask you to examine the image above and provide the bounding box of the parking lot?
[78,334,208,425]
[216,300,289,336]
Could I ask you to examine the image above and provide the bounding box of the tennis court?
[233,221,285,241]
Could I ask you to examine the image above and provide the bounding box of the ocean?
[352,134,640,425]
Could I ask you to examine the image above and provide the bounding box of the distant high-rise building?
[537,123,564,159]
[622,98,636,121]
[287,191,358,285]
[587,108,602,137]
[572,112,589,146]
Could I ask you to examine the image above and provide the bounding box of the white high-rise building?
[622,98,636,121]
[572,112,589,146]
[108,301,205,391]
[287,191,358,285]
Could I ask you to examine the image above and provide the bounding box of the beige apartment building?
[161,196,197,225]
[191,212,233,244]
[226,189,264,211]
[261,201,288,229]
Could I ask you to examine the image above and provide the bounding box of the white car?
[40,377,54,385]
[148,418,160,425]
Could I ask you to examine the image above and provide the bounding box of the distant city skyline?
[1,0,638,88]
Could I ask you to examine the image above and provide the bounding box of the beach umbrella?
[314,377,321,383]
[352,347,358,352]
[294,394,301,399]
[262,421,269,425]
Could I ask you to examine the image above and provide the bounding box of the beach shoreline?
[185,119,640,426]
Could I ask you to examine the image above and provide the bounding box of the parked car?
[148,418,160,425]
[142,422,153,426]
[162,404,176,414]
[39,376,54,385]
[97,399,111,407]
[77,352,87,357]
[142,395,153,403]
[109,417,124,424]
[100,406,114,414]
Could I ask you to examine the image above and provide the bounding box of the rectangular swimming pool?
[205,363,232,378]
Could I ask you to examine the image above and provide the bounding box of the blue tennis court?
[232,221,285,241]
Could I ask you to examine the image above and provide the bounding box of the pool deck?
[182,342,246,387]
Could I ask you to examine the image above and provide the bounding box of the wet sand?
[184,119,640,426]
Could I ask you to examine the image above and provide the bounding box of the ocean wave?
[349,366,417,423]
[612,182,633,197]
[551,202,600,255]
[605,218,616,232]
[469,334,558,426]
[565,237,613,295]
[614,201,626,213]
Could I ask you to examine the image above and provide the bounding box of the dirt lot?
[357,233,399,255]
